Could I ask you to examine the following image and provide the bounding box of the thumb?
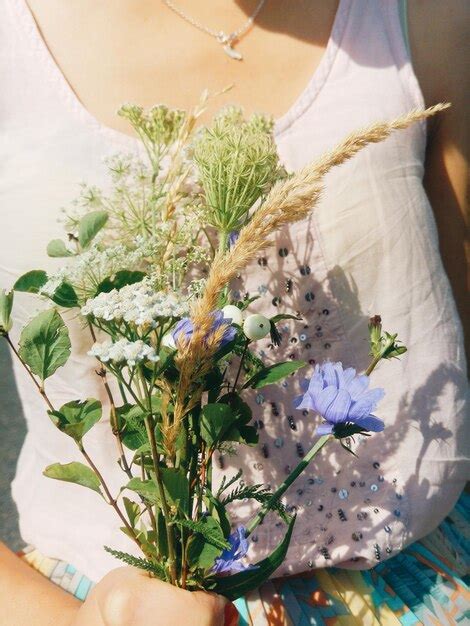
[224,601,240,626]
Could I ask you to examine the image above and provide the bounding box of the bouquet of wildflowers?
[0,98,446,598]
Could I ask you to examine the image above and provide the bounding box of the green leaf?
[243,361,306,389]
[200,403,238,447]
[13,269,78,308]
[160,468,189,513]
[221,483,289,524]
[13,270,48,294]
[117,400,162,451]
[122,429,147,451]
[116,404,148,451]
[210,395,258,446]
[126,478,160,502]
[205,491,232,538]
[233,424,258,445]
[50,282,79,308]
[47,239,73,258]
[212,516,296,600]
[104,547,167,580]
[178,518,230,550]
[187,516,226,571]
[18,309,71,381]
[78,210,108,248]
[270,313,302,324]
[48,398,102,442]
[218,393,252,425]
[43,462,102,495]
[216,468,243,498]
[123,497,142,528]
[96,270,146,295]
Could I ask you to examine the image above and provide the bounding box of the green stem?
[79,444,151,556]
[232,338,249,391]
[245,434,331,536]
[365,354,382,376]
[5,334,55,412]
[218,231,228,255]
[144,415,178,586]
[88,324,133,479]
[118,381,129,404]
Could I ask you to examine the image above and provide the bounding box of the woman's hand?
[73,566,233,626]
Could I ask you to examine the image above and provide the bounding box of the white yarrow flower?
[89,338,159,367]
[81,279,189,327]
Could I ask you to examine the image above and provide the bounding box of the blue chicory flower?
[295,362,385,436]
[228,231,239,248]
[212,526,256,575]
[172,310,237,348]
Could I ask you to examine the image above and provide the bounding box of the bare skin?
[2,1,468,624]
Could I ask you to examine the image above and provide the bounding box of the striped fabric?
[21,493,470,625]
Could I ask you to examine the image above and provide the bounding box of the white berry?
[222,305,244,327]
[243,314,271,340]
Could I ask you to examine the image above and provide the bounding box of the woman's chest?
[23,0,339,130]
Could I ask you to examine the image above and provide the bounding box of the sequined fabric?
[216,217,411,575]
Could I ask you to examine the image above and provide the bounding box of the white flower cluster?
[89,338,160,367]
[81,279,189,327]
[40,243,148,298]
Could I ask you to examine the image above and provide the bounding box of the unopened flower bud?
[0,289,14,335]
[222,305,243,327]
[162,333,177,350]
[369,315,382,328]
[243,313,270,340]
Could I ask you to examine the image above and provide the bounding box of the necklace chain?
[162,0,267,59]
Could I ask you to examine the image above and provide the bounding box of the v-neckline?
[12,0,350,145]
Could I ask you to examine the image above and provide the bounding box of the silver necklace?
[162,0,267,61]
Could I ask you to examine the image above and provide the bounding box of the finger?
[192,591,227,625]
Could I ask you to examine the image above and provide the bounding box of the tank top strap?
[336,0,424,112]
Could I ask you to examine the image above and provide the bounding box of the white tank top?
[1,0,468,581]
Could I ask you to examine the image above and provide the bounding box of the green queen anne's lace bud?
[193,108,281,235]
[118,104,186,147]
[0,289,14,335]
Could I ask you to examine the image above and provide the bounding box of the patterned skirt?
[21,493,470,625]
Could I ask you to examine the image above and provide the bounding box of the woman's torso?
[1,0,467,581]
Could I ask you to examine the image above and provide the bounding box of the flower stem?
[88,323,133,479]
[5,334,54,412]
[365,354,382,376]
[144,415,178,586]
[79,443,152,558]
[232,338,249,391]
[218,231,228,255]
[245,434,331,536]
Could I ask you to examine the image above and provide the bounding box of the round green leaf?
[47,239,73,258]
[13,270,48,294]
[43,462,102,495]
[78,210,108,248]
[18,309,71,381]
[48,398,102,441]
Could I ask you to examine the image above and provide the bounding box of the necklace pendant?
[223,43,243,61]
[216,31,243,60]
